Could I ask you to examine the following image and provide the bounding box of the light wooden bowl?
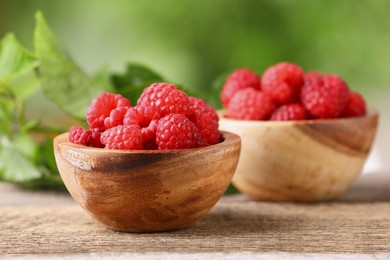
[219,110,378,202]
[53,131,241,232]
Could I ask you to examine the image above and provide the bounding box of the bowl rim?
[218,108,379,126]
[54,130,241,154]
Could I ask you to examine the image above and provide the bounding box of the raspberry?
[301,72,350,119]
[261,62,304,105]
[304,71,323,86]
[188,97,221,145]
[220,68,261,107]
[270,103,308,121]
[143,139,158,150]
[87,93,131,131]
[69,126,91,146]
[89,130,104,148]
[156,114,202,150]
[104,106,129,129]
[340,91,366,118]
[137,83,189,117]
[69,126,104,148]
[227,88,276,120]
[123,105,161,142]
[100,125,143,150]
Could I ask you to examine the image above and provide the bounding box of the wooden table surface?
[1,172,390,259]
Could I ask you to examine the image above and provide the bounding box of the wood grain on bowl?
[219,110,378,202]
[54,131,241,232]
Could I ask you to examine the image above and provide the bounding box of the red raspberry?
[143,139,158,150]
[156,114,202,150]
[188,97,221,145]
[227,88,276,120]
[69,126,104,148]
[87,93,131,131]
[69,126,91,146]
[221,68,261,107]
[104,106,129,129]
[304,71,323,86]
[261,62,304,105]
[137,83,190,117]
[340,91,366,118]
[89,130,104,148]
[100,125,143,150]
[301,72,350,119]
[270,103,308,121]
[143,119,159,144]
[123,105,161,142]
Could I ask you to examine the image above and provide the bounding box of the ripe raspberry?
[221,68,261,107]
[261,62,304,105]
[87,93,131,131]
[156,114,202,150]
[123,105,161,142]
[143,139,158,150]
[137,83,190,117]
[270,103,308,121]
[227,88,276,120]
[69,126,91,146]
[100,125,143,150]
[301,72,350,119]
[104,106,129,129]
[304,71,323,86]
[89,130,104,148]
[188,97,221,145]
[340,91,366,118]
[69,126,104,148]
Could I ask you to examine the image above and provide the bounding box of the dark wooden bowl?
[219,110,379,202]
[54,131,241,232]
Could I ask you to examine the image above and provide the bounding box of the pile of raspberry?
[221,62,367,121]
[69,83,221,150]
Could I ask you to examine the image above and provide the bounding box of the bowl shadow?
[182,197,302,237]
[335,171,390,202]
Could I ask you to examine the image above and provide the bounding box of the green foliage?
[0,30,43,185]
[0,14,69,188]
[110,63,203,104]
[110,63,164,105]
[0,136,41,182]
[18,137,65,190]
[0,33,38,81]
[224,183,239,195]
[34,11,112,119]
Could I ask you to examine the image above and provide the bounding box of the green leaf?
[14,133,39,160]
[36,137,58,176]
[34,11,112,119]
[173,82,202,99]
[0,93,14,135]
[110,63,164,104]
[0,33,38,80]
[9,72,40,99]
[110,63,204,103]
[0,137,42,182]
[224,183,239,195]
[15,137,65,190]
[93,66,112,86]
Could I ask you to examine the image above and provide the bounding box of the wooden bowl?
[53,131,241,232]
[218,110,378,202]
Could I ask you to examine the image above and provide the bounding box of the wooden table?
[1,172,390,259]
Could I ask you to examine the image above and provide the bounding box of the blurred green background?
[1,0,389,97]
